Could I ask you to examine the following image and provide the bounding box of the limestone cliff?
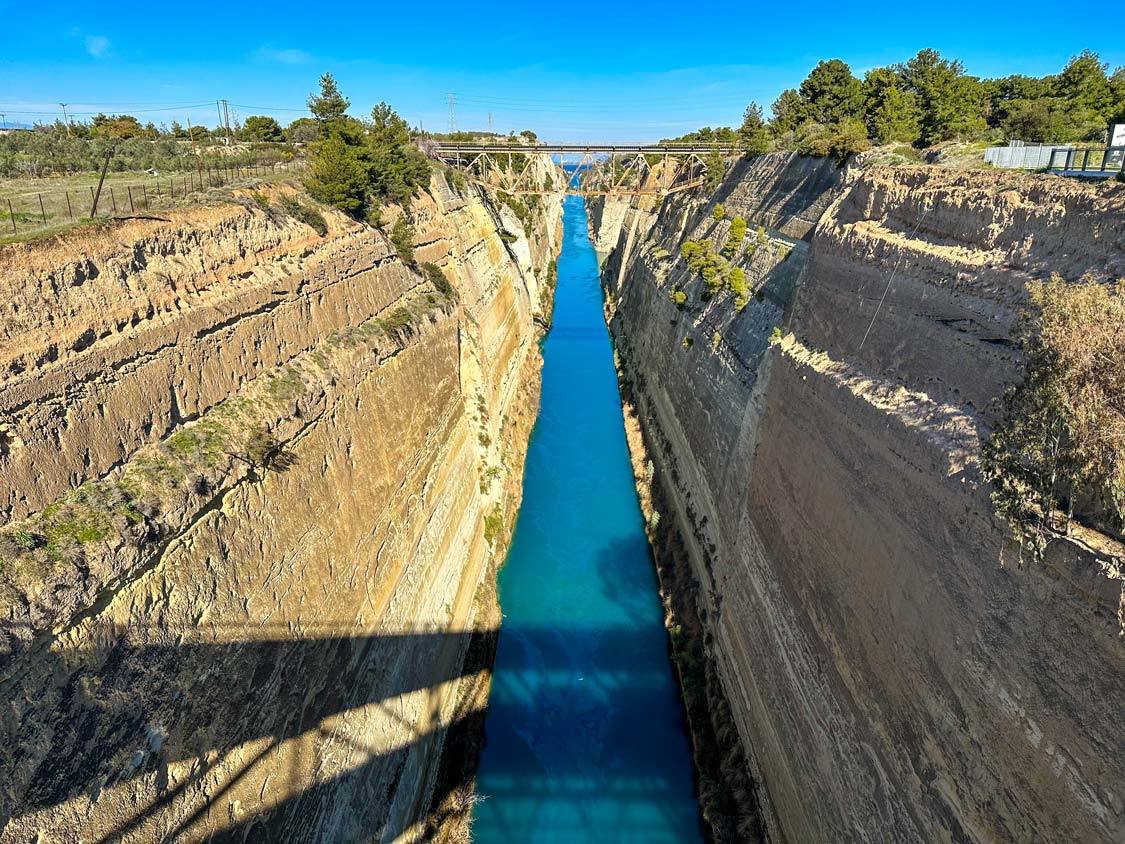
[593,153,1125,842]
[0,163,563,842]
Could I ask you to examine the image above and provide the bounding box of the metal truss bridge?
[430,142,740,197]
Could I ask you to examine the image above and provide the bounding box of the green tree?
[738,102,771,155]
[862,67,922,144]
[704,147,725,190]
[308,73,351,127]
[303,133,366,213]
[798,59,864,125]
[900,49,986,145]
[242,115,284,142]
[169,120,188,139]
[1055,51,1113,121]
[366,102,432,202]
[91,113,145,139]
[1111,67,1125,124]
[770,89,806,135]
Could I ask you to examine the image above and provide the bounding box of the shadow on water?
[1,623,696,842]
[595,534,667,627]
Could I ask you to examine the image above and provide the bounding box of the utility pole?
[1,114,6,130]
[447,93,456,134]
[488,111,493,133]
[187,116,198,153]
[216,99,233,145]
[59,103,71,136]
[222,99,232,145]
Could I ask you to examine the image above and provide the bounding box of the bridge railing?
[1046,145,1124,175]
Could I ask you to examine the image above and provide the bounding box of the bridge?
[429,142,742,197]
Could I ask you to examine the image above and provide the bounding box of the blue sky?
[2,0,1122,141]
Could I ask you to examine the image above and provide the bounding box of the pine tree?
[366,102,432,202]
[738,103,771,156]
[1055,51,1113,119]
[862,67,922,144]
[308,73,351,126]
[798,60,864,125]
[242,115,283,142]
[899,49,985,145]
[303,133,366,213]
[770,89,805,135]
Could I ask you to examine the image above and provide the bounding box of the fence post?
[6,199,16,234]
[110,187,117,213]
[127,185,135,213]
[38,193,47,226]
[170,178,174,199]
[66,191,74,220]
[142,184,149,209]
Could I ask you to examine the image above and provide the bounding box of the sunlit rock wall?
[0,164,563,842]
[595,154,1125,842]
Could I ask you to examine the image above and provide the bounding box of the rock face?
[593,153,1125,843]
[0,166,563,842]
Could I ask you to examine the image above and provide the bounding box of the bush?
[280,197,328,236]
[712,204,726,221]
[982,275,1125,564]
[390,215,415,265]
[421,261,457,301]
[722,216,748,257]
[728,267,749,309]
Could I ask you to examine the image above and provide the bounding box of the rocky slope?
[0,163,563,842]
[593,153,1125,842]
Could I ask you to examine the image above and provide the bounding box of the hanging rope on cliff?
[857,200,934,352]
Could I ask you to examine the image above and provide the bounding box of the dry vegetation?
[983,274,1125,563]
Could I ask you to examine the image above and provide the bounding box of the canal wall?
[0,162,563,841]
[592,154,1125,842]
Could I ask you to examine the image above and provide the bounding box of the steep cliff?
[594,153,1125,842]
[0,163,563,842]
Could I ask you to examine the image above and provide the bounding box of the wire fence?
[1,161,297,239]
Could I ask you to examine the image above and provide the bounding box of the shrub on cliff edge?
[982,275,1125,564]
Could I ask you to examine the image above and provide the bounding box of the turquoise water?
[472,196,704,843]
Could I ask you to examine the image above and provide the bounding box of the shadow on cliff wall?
[4,624,693,842]
[708,155,841,240]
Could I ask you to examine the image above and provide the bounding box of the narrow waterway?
[472,196,704,843]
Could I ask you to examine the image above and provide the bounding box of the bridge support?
[430,142,732,198]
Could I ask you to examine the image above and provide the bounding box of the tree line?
[6,111,317,144]
[676,49,1125,162]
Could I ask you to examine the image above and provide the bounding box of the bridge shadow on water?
[2,620,693,842]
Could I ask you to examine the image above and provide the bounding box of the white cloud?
[84,34,110,57]
[254,47,312,65]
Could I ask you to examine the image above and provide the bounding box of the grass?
[483,505,504,547]
[0,165,300,245]
[279,196,328,236]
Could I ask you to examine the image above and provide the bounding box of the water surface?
[472,196,703,843]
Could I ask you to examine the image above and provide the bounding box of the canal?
[472,195,704,843]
